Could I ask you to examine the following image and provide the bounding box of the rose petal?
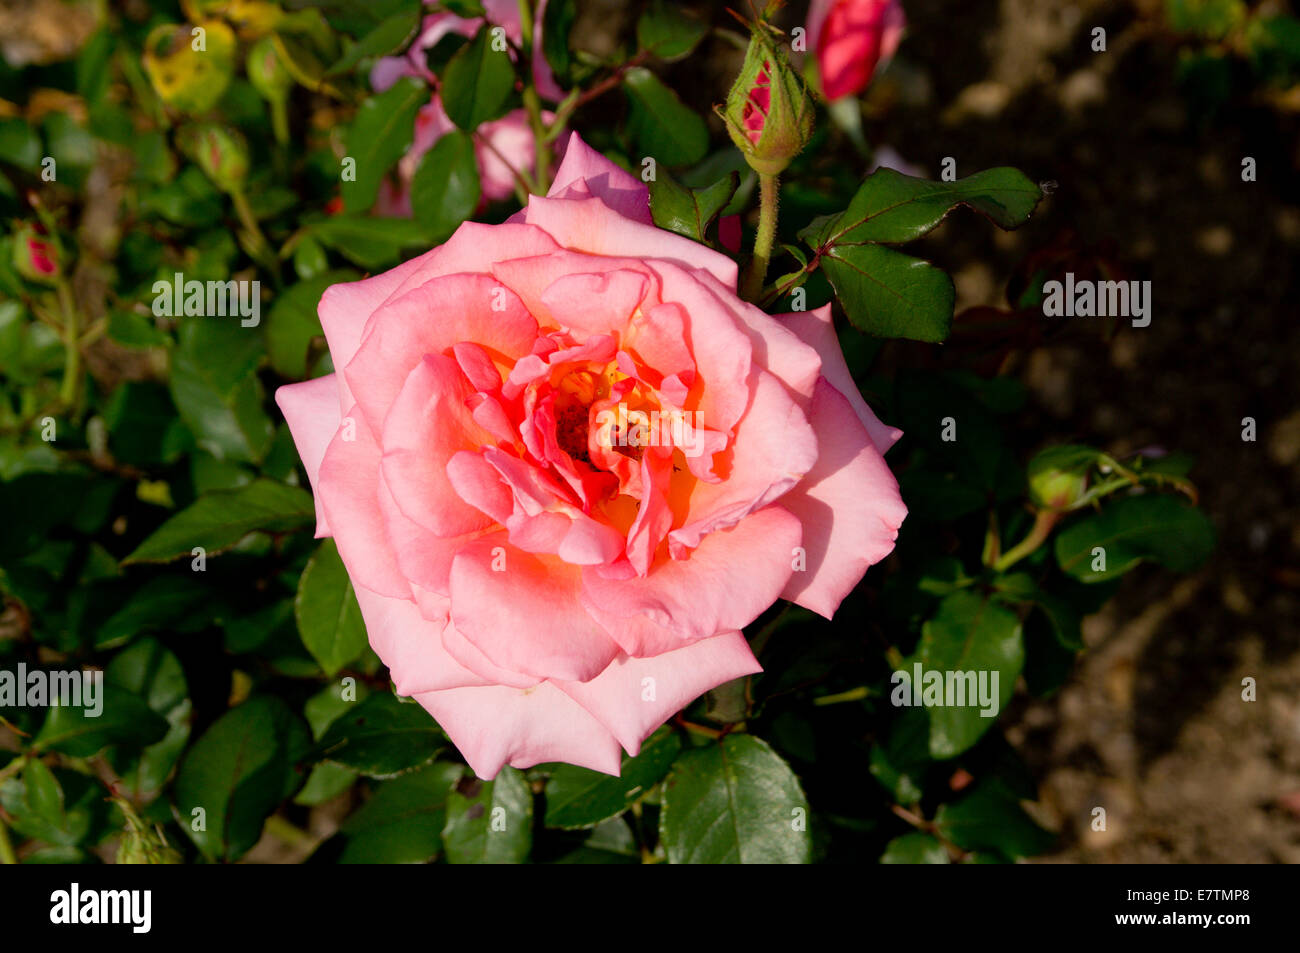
[275,374,341,537]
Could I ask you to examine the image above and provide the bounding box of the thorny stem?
[741,173,780,302]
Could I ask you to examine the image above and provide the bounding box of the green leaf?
[648,170,739,244]
[544,727,681,829]
[802,167,1041,342]
[992,573,1083,650]
[266,271,356,378]
[623,67,709,167]
[881,832,950,864]
[901,590,1024,759]
[337,761,463,862]
[307,216,431,269]
[295,539,368,677]
[442,765,532,863]
[410,129,481,242]
[819,242,956,342]
[313,692,444,778]
[0,118,43,172]
[440,25,517,130]
[96,575,215,648]
[104,638,193,801]
[804,167,1042,248]
[173,695,311,861]
[934,779,1055,859]
[124,478,315,564]
[33,684,168,758]
[326,8,422,77]
[342,77,425,213]
[637,0,709,61]
[1054,494,1215,582]
[168,319,272,464]
[659,734,811,864]
[541,0,577,84]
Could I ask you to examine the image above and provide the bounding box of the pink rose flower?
[276,135,906,778]
[807,0,906,102]
[370,3,560,211]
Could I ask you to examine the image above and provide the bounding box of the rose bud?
[12,222,61,284]
[179,123,249,194]
[247,35,292,103]
[1027,445,1098,511]
[718,21,814,177]
[807,0,906,102]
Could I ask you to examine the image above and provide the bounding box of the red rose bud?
[179,123,249,194]
[807,0,906,102]
[13,222,60,284]
[247,35,292,102]
[719,22,813,176]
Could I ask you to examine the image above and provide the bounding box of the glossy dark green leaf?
[881,832,950,864]
[338,761,462,863]
[314,692,444,778]
[441,25,517,130]
[442,765,532,863]
[992,573,1083,650]
[124,478,315,564]
[934,779,1055,859]
[818,242,955,342]
[32,684,168,758]
[307,216,431,269]
[659,734,811,864]
[637,0,709,61]
[803,167,1042,248]
[173,695,311,861]
[169,319,272,464]
[541,0,576,84]
[544,727,681,829]
[295,539,368,677]
[96,575,214,649]
[901,590,1023,759]
[623,67,709,167]
[411,129,481,241]
[326,8,422,77]
[266,271,356,378]
[648,170,739,244]
[342,77,425,212]
[105,638,193,801]
[1054,494,1215,582]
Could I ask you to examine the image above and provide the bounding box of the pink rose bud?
[807,0,906,102]
[178,123,249,194]
[719,20,814,176]
[13,222,60,284]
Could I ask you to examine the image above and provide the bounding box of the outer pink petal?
[779,379,907,617]
[344,273,537,434]
[524,194,739,289]
[415,682,623,778]
[583,504,803,641]
[547,132,652,224]
[317,222,559,414]
[558,635,761,756]
[449,535,621,682]
[316,405,410,599]
[274,375,340,537]
[351,584,489,695]
[780,304,902,453]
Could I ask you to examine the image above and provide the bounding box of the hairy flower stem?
[741,173,780,302]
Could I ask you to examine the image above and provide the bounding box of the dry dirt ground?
[878,0,1300,863]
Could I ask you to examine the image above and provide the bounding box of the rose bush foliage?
[0,0,1214,864]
